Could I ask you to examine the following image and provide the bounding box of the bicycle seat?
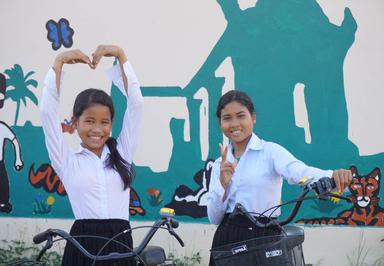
[282,225,304,248]
[135,245,166,266]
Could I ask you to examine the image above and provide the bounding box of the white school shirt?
[207,133,333,225]
[40,61,144,220]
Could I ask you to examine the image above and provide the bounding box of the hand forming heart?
[54,45,126,70]
[52,45,128,92]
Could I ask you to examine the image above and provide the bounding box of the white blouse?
[207,133,333,225]
[40,61,143,220]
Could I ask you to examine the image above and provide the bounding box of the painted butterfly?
[46,18,74,50]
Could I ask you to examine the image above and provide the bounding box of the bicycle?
[6,208,184,266]
[210,177,351,266]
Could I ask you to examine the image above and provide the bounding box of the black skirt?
[61,219,133,266]
[209,214,281,266]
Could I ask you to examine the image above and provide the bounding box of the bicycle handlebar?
[232,177,351,228]
[33,231,52,245]
[33,215,183,261]
[308,176,336,196]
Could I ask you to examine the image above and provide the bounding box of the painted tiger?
[296,166,384,226]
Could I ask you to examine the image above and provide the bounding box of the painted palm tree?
[4,64,38,125]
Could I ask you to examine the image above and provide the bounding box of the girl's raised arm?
[101,45,144,163]
[92,45,128,93]
[40,50,92,179]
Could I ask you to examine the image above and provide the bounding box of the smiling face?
[219,100,256,150]
[73,104,112,157]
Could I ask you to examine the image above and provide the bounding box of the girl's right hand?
[53,49,93,91]
[219,144,237,191]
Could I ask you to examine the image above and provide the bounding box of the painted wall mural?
[0,0,383,227]
[0,74,6,108]
[0,121,24,213]
[28,164,66,196]
[165,159,214,218]
[45,18,75,51]
[296,166,384,226]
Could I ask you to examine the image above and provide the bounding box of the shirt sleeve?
[39,68,68,179]
[207,159,232,225]
[106,61,144,163]
[270,143,333,184]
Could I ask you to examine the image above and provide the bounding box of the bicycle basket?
[211,234,294,266]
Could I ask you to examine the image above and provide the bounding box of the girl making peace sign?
[40,45,143,265]
[207,90,352,265]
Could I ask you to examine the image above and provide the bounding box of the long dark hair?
[73,88,134,190]
[216,90,255,120]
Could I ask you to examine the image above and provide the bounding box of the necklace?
[232,148,243,161]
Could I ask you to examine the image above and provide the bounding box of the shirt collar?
[226,133,264,161]
[228,133,263,151]
[75,144,111,161]
[248,133,264,151]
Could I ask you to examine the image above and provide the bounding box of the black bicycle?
[6,208,184,266]
[210,177,351,266]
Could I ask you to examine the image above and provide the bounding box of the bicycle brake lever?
[166,219,184,247]
[35,235,54,261]
[299,176,315,191]
[46,235,54,249]
[169,228,184,247]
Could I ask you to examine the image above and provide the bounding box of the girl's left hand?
[332,169,352,193]
[91,45,126,68]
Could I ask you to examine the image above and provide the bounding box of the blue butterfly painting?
[45,18,74,50]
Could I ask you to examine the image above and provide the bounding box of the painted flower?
[46,196,55,205]
[148,188,159,196]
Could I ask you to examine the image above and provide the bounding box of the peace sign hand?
[219,143,237,191]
